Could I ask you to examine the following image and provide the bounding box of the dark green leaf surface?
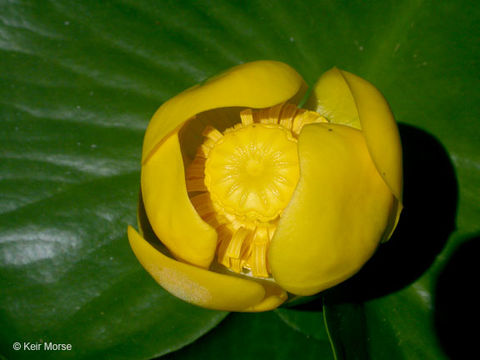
[1,0,479,359]
[275,308,329,342]
[163,311,333,360]
[324,303,369,360]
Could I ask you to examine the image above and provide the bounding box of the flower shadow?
[434,233,480,360]
[291,123,458,309]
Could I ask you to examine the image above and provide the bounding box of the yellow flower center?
[205,123,299,223]
[186,103,326,278]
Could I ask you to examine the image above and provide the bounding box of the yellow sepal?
[305,68,403,209]
[141,132,217,268]
[142,60,307,164]
[304,67,361,129]
[268,123,394,295]
[128,226,286,312]
[341,70,403,204]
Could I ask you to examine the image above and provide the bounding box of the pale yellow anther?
[292,111,328,135]
[190,193,215,217]
[250,227,269,277]
[200,144,212,157]
[216,224,233,243]
[258,107,276,124]
[230,258,242,273]
[279,118,293,130]
[226,227,251,259]
[265,104,284,124]
[195,147,208,159]
[202,212,220,228]
[185,157,206,179]
[187,103,325,278]
[217,240,230,267]
[240,110,254,125]
[186,178,207,192]
[202,126,224,142]
[277,104,294,130]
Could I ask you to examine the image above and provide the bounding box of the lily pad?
[1,0,479,359]
[275,307,329,342]
[162,312,333,360]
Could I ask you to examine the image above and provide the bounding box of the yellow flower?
[127,60,403,312]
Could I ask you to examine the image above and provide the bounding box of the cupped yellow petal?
[128,226,283,312]
[268,123,394,296]
[142,60,307,164]
[142,131,217,268]
[304,67,403,208]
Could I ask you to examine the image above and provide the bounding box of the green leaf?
[275,308,329,342]
[161,312,334,360]
[1,0,479,359]
[324,303,369,360]
[0,171,227,360]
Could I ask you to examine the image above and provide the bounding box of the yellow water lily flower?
[127,60,403,312]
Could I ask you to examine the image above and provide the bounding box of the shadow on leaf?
[434,234,480,360]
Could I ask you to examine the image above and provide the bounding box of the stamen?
[185,157,206,180]
[200,137,218,157]
[200,144,212,157]
[257,107,275,124]
[278,103,298,130]
[216,224,233,244]
[190,193,215,217]
[230,258,243,273]
[240,109,254,125]
[267,104,284,123]
[186,178,207,192]
[202,212,221,228]
[216,225,233,267]
[250,227,269,277]
[224,227,252,273]
[292,110,328,135]
[240,231,253,267]
[202,126,223,142]
[225,227,251,259]
[259,103,283,124]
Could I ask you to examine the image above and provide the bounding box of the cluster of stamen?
[185,103,327,278]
